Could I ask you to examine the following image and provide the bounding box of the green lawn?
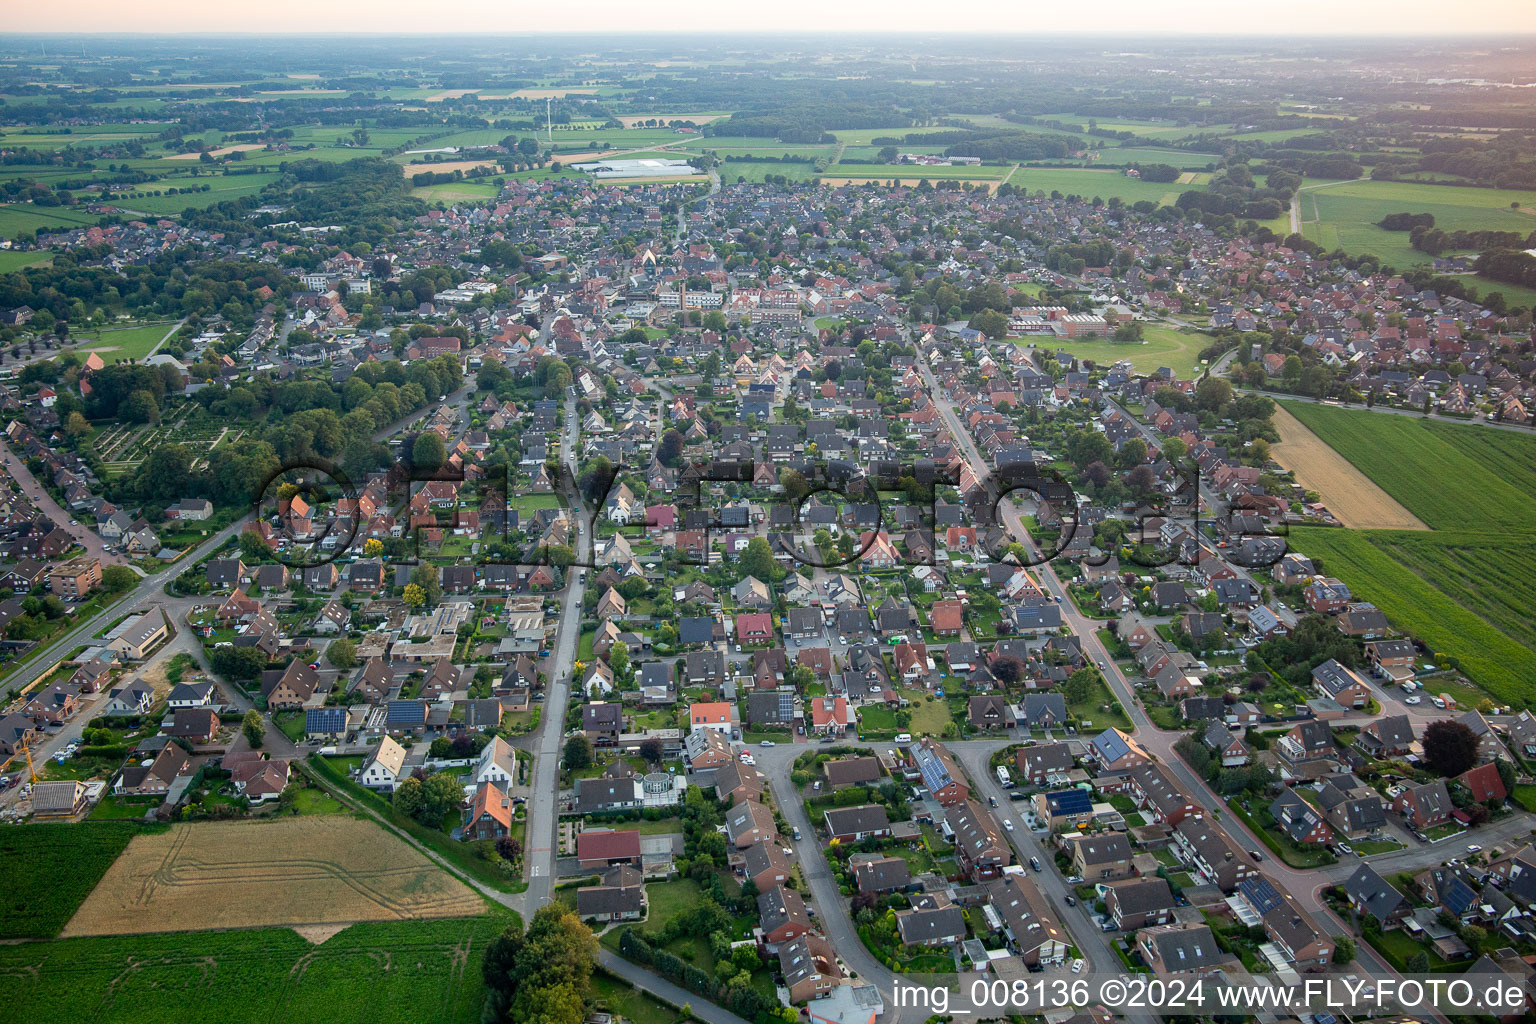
[1067,675,1131,730]
[0,250,52,273]
[1513,785,1536,813]
[1020,323,1210,378]
[70,322,176,364]
[590,971,681,1024]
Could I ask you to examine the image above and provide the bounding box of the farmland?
[64,816,485,936]
[0,822,151,939]
[1297,178,1536,268]
[1005,167,1188,205]
[1270,405,1427,530]
[1275,402,1536,703]
[1289,527,1536,707]
[1279,402,1536,532]
[1019,322,1211,378]
[0,915,509,1024]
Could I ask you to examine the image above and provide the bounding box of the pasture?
[1279,402,1536,532]
[0,822,148,938]
[1270,405,1427,530]
[1290,527,1536,707]
[1019,323,1210,378]
[63,816,484,936]
[0,915,508,1024]
[1298,179,1536,267]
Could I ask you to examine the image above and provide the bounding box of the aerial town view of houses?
[1,22,1535,1024]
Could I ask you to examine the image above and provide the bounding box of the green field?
[1289,527,1536,706]
[72,322,177,364]
[0,915,507,1024]
[1281,402,1536,532]
[1005,167,1188,204]
[1298,178,1536,268]
[1020,323,1211,378]
[1100,147,1220,169]
[0,822,150,938]
[1279,402,1536,705]
[0,250,53,273]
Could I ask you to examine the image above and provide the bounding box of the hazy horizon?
[4,1,1536,37]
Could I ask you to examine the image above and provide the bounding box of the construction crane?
[20,736,39,785]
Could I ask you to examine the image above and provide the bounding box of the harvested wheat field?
[1271,404,1428,530]
[63,816,483,937]
[401,160,500,178]
[166,144,266,160]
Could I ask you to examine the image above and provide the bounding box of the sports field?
[64,816,484,936]
[1019,323,1210,378]
[72,322,178,364]
[1270,405,1427,530]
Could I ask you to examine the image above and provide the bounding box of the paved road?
[758,747,910,1017]
[514,391,590,913]
[0,442,126,566]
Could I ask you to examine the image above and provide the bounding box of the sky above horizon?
[6,0,1536,36]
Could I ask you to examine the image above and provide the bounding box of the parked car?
[1003,820,1014,831]
[1064,895,1076,906]
[1468,844,1483,853]
[759,740,775,747]
[1337,843,1354,855]
[1071,959,1084,974]
[1405,695,1422,705]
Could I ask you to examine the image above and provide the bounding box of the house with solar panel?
[1032,788,1094,831]
[912,738,969,805]
[305,706,348,742]
[386,699,428,735]
[1089,728,1152,774]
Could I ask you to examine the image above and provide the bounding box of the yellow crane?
[20,736,39,785]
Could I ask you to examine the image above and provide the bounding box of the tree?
[657,429,684,468]
[1063,668,1096,706]
[639,737,663,764]
[608,641,630,680]
[496,835,523,860]
[1332,935,1355,964]
[992,656,1024,684]
[1282,355,1303,381]
[120,389,160,424]
[326,637,358,670]
[1422,719,1480,777]
[239,529,271,563]
[412,431,446,470]
[563,734,593,771]
[1194,376,1233,413]
[1111,321,1144,344]
[1406,951,1430,973]
[212,645,268,681]
[402,583,426,609]
[409,564,442,608]
[738,536,780,583]
[363,538,383,557]
[482,905,598,1024]
[101,564,137,593]
[64,411,91,439]
[242,709,265,748]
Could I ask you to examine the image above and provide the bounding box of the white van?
[894,732,912,743]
